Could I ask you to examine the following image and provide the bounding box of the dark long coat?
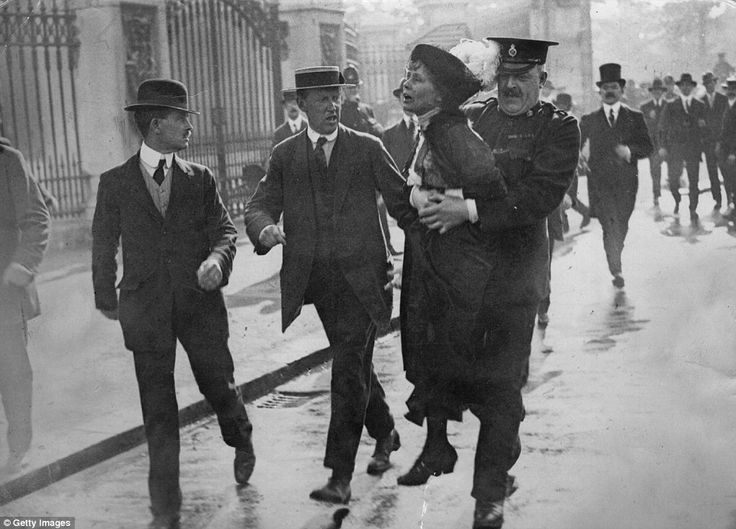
[243,124,415,332]
[0,145,49,323]
[580,105,653,221]
[640,98,667,151]
[92,154,237,352]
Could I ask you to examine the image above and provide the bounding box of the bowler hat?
[124,79,199,114]
[648,78,666,92]
[285,66,348,92]
[722,75,736,89]
[596,63,625,88]
[409,44,481,109]
[675,73,696,87]
[487,37,558,74]
[702,71,718,84]
[553,92,572,110]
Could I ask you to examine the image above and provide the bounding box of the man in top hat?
[658,73,707,226]
[699,72,729,215]
[92,79,255,529]
[421,37,579,528]
[243,66,415,504]
[720,75,736,217]
[640,77,668,216]
[580,63,652,289]
[272,89,307,148]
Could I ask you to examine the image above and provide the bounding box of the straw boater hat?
[284,66,351,93]
[722,75,736,90]
[124,79,199,114]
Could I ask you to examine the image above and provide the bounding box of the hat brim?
[124,103,199,115]
[675,80,696,86]
[283,83,354,92]
[596,79,626,88]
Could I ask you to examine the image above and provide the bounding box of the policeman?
[339,66,384,138]
[418,38,579,528]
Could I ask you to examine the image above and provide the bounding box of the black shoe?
[309,476,351,504]
[148,513,180,529]
[612,275,625,289]
[505,475,518,497]
[397,444,457,486]
[537,312,549,329]
[234,442,256,485]
[367,429,401,475]
[473,499,504,529]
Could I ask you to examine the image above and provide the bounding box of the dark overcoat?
[0,145,49,323]
[700,91,729,144]
[243,124,415,332]
[658,97,706,159]
[640,98,667,150]
[580,105,653,221]
[91,154,237,352]
[272,120,307,148]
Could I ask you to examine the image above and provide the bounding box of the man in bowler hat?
[699,72,729,216]
[658,73,707,227]
[720,76,736,219]
[244,66,416,504]
[273,89,307,148]
[640,78,668,217]
[92,79,255,529]
[422,37,579,528]
[580,63,652,288]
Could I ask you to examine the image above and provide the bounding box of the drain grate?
[256,390,328,409]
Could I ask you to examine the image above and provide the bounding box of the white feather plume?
[449,39,501,90]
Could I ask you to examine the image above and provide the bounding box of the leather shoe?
[612,274,625,289]
[473,499,504,529]
[367,429,401,475]
[234,442,256,485]
[397,444,457,486]
[309,476,351,504]
[148,513,180,529]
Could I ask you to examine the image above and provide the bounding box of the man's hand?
[658,147,668,159]
[197,259,223,291]
[384,261,403,291]
[1,263,33,288]
[99,308,119,321]
[614,144,631,163]
[258,225,286,248]
[419,194,469,234]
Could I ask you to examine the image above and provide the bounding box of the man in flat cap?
[419,37,579,529]
[640,78,668,217]
[244,66,416,504]
[580,63,652,289]
[92,79,255,529]
[699,72,729,218]
[658,73,707,229]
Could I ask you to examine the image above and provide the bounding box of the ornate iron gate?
[166,0,283,217]
[0,0,86,218]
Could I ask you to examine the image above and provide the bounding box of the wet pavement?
[4,166,736,528]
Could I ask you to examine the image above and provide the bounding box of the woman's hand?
[419,193,469,234]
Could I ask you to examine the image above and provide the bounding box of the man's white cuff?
[466,199,478,224]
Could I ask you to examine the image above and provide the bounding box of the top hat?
[486,37,558,74]
[722,75,736,89]
[675,73,696,87]
[596,63,625,88]
[124,79,199,114]
[343,66,362,86]
[702,71,718,84]
[286,66,349,92]
[648,78,666,92]
[553,92,572,109]
[409,43,481,108]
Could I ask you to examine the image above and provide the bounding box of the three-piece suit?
[244,124,415,477]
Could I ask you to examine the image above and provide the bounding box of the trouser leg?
[704,144,722,207]
[600,213,623,276]
[650,154,662,202]
[686,157,701,214]
[0,321,32,459]
[668,154,684,209]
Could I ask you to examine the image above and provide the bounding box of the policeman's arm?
[474,114,580,232]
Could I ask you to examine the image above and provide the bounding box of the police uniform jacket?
[580,104,652,217]
[243,124,415,332]
[467,98,580,305]
[92,154,237,351]
[659,97,706,159]
[0,145,49,324]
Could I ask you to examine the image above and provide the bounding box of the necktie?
[684,99,690,114]
[315,136,328,172]
[407,120,416,141]
[153,158,166,186]
[608,108,615,127]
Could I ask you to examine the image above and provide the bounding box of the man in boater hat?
[92,79,255,529]
[244,66,416,504]
[419,37,579,528]
[580,63,652,288]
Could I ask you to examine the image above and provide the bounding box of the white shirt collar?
[307,126,338,145]
[602,102,621,116]
[680,94,692,104]
[403,113,417,128]
[140,142,174,169]
[288,115,304,130]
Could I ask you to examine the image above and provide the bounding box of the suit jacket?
[721,105,736,157]
[580,105,652,217]
[659,97,706,158]
[0,145,49,323]
[340,101,384,138]
[243,124,415,332]
[700,91,729,143]
[272,120,307,148]
[92,153,237,351]
[382,118,417,172]
[640,98,667,149]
